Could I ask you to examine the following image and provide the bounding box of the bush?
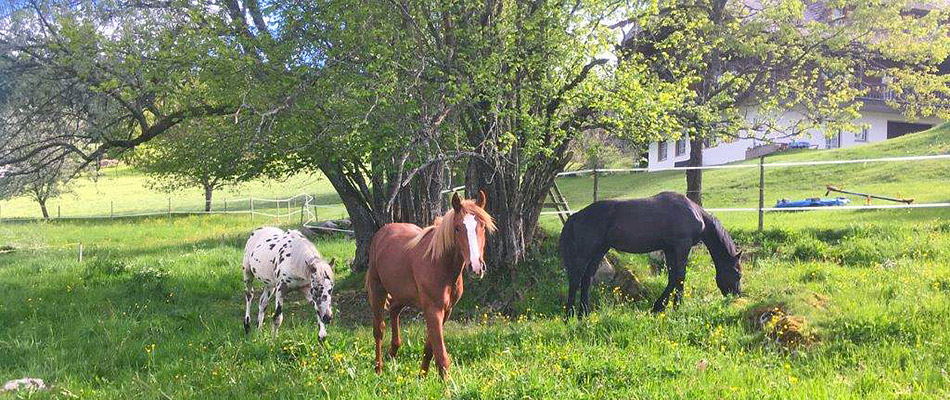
[83,255,129,279]
[787,235,831,262]
[831,237,895,267]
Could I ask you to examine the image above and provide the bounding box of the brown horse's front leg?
[420,335,433,376]
[422,308,449,379]
[372,311,385,374]
[389,305,404,359]
[368,291,386,374]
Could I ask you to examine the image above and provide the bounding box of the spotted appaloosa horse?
[242,227,335,339]
[367,191,495,378]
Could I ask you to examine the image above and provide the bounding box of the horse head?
[715,249,742,296]
[450,190,495,278]
[308,258,335,340]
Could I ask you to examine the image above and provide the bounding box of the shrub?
[787,235,831,262]
[83,255,129,279]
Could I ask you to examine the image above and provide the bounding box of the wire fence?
[3,153,947,234]
[541,153,950,231]
[0,193,349,225]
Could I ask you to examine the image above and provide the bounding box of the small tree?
[130,118,275,212]
[0,155,79,219]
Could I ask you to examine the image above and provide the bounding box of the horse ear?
[451,192,462,212]
[476,190,487,208]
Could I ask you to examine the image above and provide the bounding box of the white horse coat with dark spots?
[242,227,335,339]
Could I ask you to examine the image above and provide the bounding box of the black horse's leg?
[578,251,606,316]
[652,245,687,313]
[671,248,691,308]
[565,276,579,318]
[578,273,594,316]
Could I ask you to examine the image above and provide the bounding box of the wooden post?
[758,156,765,232]
[224,199,228,213]
[249,197,254,220]
[592,168,599,202]
[78,242,83,263]
[57,205,61,219]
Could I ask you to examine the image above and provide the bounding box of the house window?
[826,132,841,149]
[855,127,869,142]
[675,137,687,156]
[657,141,668,162]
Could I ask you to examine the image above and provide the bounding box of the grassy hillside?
[547,123,950,231]
[3,124,947,226]
[0,166,345,220]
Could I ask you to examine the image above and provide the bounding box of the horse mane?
[288,231,334,281]
[700,210,740,268]
[407,200,496,260]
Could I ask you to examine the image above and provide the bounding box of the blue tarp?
[775,197,850,208]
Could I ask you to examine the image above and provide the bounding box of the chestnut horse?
[366,191,495,378]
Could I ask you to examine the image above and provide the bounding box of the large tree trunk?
[203,184,214,212]
[686,135,704,205]
[393,161,445,227]
[466,155,526,271]
[320,161,445,271]
[38,198,49,219]
[465,140,571,274]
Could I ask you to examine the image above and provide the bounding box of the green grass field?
[1,125,949,398]
[0,166,347,220]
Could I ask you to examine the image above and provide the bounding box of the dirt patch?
[745,303,817,349]
[803,292,830,310]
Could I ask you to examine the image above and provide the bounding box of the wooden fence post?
[249,197,254,220]
[77,242,83,263]
[58,205,61,219]
[758,156,765,232]
[224,199,228,213]
[168,198,171,217]
[593,168,599,202]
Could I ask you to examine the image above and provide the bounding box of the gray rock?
[2,378,47,392]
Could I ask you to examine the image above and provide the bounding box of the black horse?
[559,192,742,316]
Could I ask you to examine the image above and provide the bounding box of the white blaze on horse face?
[463,214,483,276]
[319,276,334,322]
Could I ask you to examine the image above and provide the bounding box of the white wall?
[646,109,945,170]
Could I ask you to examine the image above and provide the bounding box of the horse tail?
[559,217,578,280]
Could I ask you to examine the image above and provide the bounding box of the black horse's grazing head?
[714,249,742,296]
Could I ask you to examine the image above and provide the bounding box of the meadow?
[1,125,950,398]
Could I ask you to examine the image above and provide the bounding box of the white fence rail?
[546,153,950,231]
[4,153,947,233]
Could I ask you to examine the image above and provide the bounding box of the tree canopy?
[617,0,950,204]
